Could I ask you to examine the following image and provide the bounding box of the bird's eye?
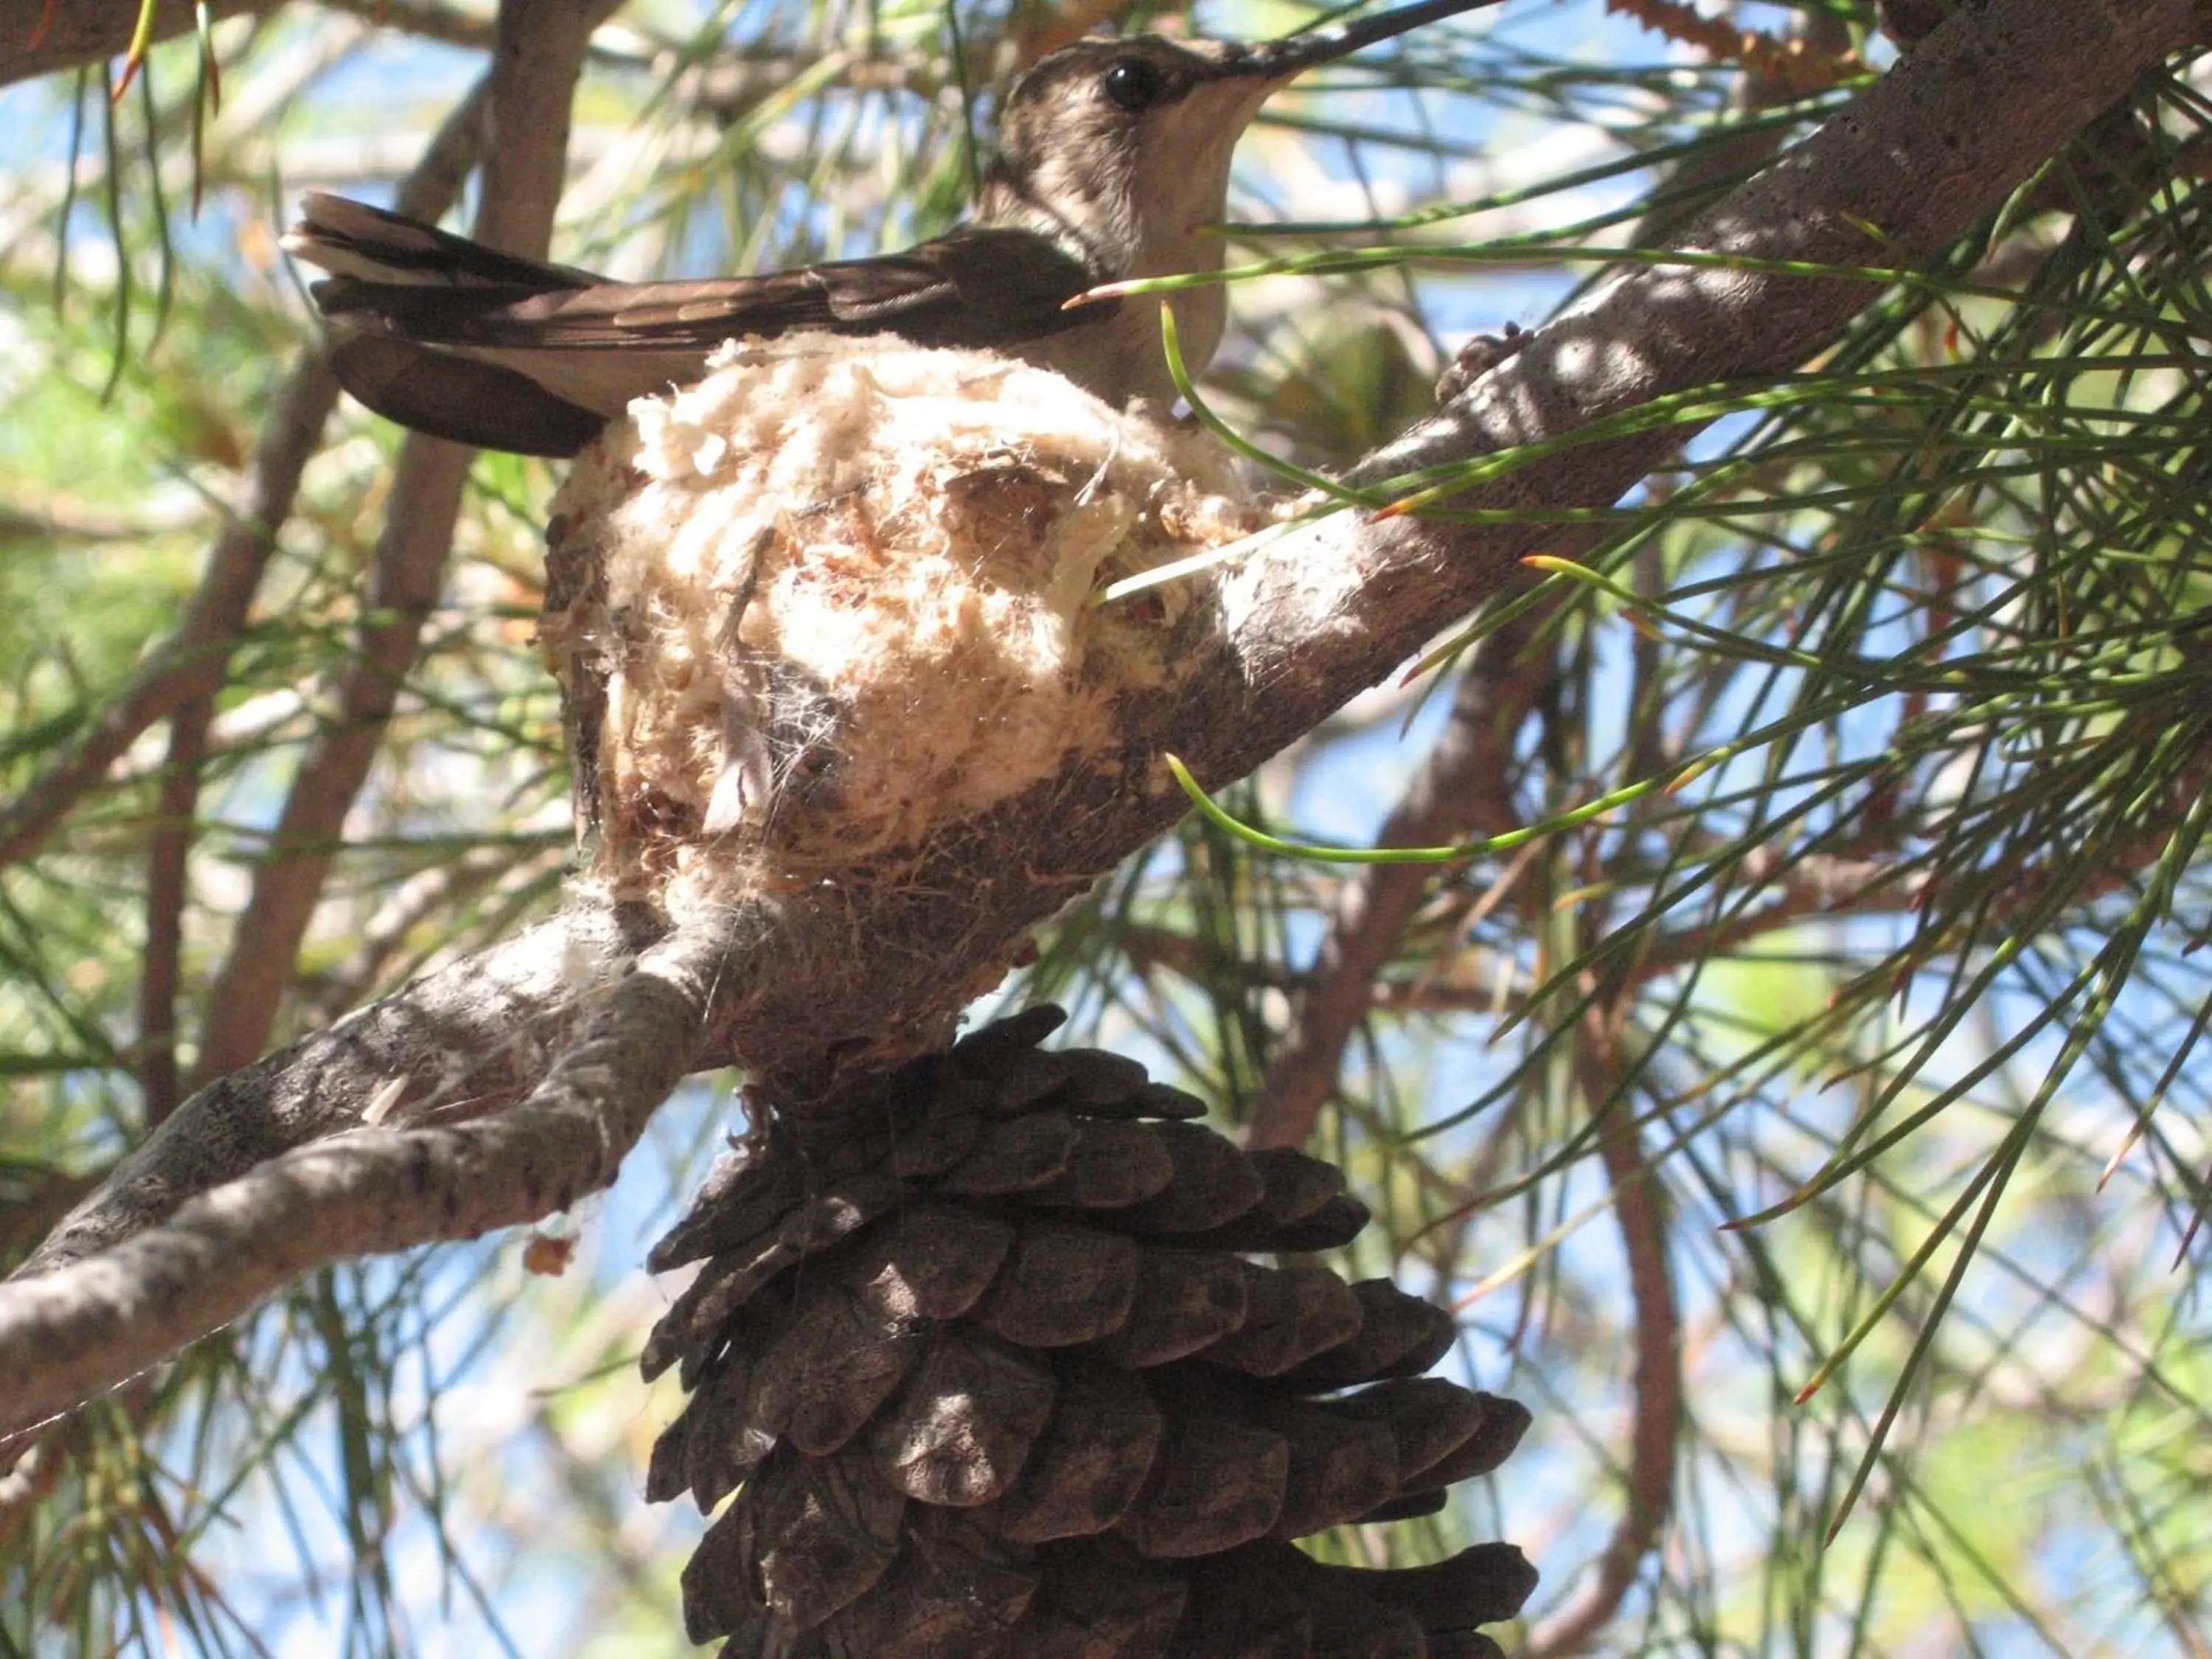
[1102,58,1168,112]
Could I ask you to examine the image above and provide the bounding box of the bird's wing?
[598,226,1110,353]
[324,335,609,456]
[300,225,1107,355]
[284,199,1117,456]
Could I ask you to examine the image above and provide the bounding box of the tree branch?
[4,0,263,91]
[1523,1014,1683,1658]
[136,698,205,1124]
[0,912,723,1441]
[21,897,664,1279]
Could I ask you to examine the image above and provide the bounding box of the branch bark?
[1,0,2199,1441]
[23,897,664,1278]
[2,0,268,90]
[2,912,723,1441]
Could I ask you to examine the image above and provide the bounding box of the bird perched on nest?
[282,0,1503,457]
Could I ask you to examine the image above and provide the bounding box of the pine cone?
[644,1009,1537,1656]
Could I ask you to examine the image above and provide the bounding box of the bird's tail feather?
[280,193,601,291]
[327,336,605,458]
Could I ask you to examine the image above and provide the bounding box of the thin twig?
[0,77,490,874]
[136,698,206,1126]
[1520,1011,1683,1655]
[1245,609,1551,1150]
[304,841,563,1023]
[191,0,619,1082]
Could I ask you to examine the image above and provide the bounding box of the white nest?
[543,333,1267,906]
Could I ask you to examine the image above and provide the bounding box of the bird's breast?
[1008,282,1228,410]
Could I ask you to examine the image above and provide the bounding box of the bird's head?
[978,0,1498,285]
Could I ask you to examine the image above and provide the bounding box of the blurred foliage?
[0,0,2208,1654]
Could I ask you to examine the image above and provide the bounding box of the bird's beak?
[1220,0,1507,84]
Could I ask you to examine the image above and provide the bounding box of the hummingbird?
[284,0,1501,458]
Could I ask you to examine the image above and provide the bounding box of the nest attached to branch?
[540,333,1266,919]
